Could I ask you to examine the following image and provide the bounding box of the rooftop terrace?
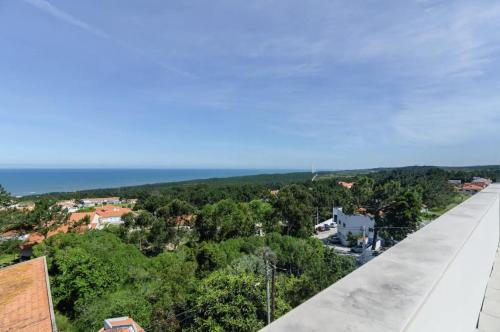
[261,184,500,332]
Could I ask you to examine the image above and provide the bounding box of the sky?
[1,0,500,169]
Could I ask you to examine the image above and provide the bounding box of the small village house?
[334,207,380,249]
[462,183,485,195]
[56,200,78,213]
[99,316,144,332]
[91,205,132,229]
[472,177,492,186]
[338,181,354,189]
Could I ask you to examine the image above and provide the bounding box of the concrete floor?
[477,245,500,331]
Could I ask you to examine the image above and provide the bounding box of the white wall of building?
[334,207,375,246]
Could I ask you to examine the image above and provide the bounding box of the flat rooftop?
[477,245,500,331]
[261,184,500,332]
[0,257,56,331]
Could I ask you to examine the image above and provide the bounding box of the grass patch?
[55,312,78,332]
[428,193,469,218]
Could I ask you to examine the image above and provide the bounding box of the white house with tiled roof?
[92,205,132,229]
[334,207,375,246]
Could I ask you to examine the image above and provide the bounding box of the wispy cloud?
[23,0,108,38]
[23,0,196,78]
[5,0,500,167]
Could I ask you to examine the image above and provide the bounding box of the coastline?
[0,168,305,197]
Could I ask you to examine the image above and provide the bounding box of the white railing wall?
[261,184,500,332]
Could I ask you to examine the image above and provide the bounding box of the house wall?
[334,207,374,245]
[99,216,123,225]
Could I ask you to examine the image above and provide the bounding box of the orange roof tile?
[338,181,355,189]
[69,212,95,222]
[175,214,195,226]
[95,205,131,218]
[99,316,144,332]
[22,214,92,249]
[0,230,21,238]
[462,183,484,191]
[0,257,56,332]
[56,200,76,207]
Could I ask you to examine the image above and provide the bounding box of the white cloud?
[23,0,108,38]
[23,0,196,78]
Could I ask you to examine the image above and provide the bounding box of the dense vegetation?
[33,231,354,331]
[0,165,496,331]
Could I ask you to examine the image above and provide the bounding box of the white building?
[91,205,132,229]
[0,230,29,242]
[57,200,79,213]
[80,197,121,207]
[333,207,379,248]
[472,177,492,185]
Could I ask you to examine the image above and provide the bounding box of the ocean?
[0,169,295,196]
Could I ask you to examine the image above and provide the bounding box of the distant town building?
[472,177,492,186]
[338,181,355,189]
[0,257,57,331]
[69,211,98,231]
[80,197,121,207]
[99,316,144,332]
[21,213,83,259]
[448,179,462,185]
[462,183,485,195]
[91,205,132,229]
[56,200,78,213]
[19,206,132,257]
[6,202,35,211]
[0,230,29,242]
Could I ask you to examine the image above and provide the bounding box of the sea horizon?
[0,168,304,197]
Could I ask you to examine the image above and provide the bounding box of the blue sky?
[1,0,500,169]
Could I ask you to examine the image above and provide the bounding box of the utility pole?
[361,225,366,264]
[271,264,276,322]
[265,257,271,325]
[260,247,276,326]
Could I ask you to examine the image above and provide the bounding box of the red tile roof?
[462,183,484,192]
[95,205,132,218]
[99,316,144,332]
[0,257,56,332]
[338,181,355,189]
[175,214,195,226]
[22,212,93,249]
[69,212,95,223]
[0,230,21,238]
[22,226,70,250]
